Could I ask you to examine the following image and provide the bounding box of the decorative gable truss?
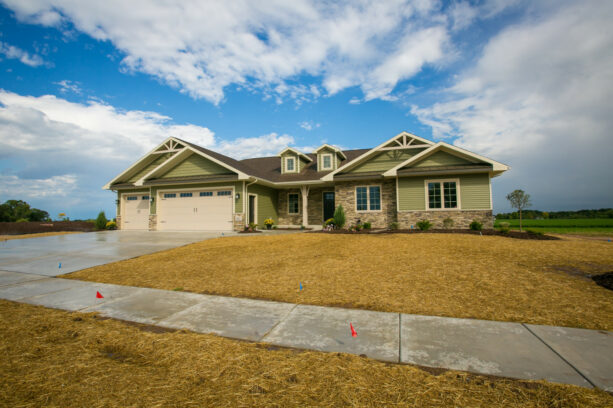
[153,139,185,154]
[320,131,434,181]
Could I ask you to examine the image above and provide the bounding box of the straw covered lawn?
[67,233,613,330]
[1,301,611,407]
[0,231,83,240]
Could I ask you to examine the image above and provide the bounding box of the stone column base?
[148,214,157,231]
[116,215,122,230]
[397,210,493,229]
[233,213,245,231]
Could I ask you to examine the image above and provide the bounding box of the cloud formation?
[412,1,613,210]
[0,0,455,104]
[0,41,46,67]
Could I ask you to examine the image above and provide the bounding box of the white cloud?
[0,0,454,104]
[412,1,613,211]
[0,41,46,67]
[298,120,320,131]
[215,133,295,159]
[0,174,77,198]
[54,79,82,94]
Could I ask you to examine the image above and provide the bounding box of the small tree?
[506,190,531,232]
[95,211,108,230]
[333,205,346,229]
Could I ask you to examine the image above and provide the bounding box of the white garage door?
[122,194,150,230]
[157,189,233,231]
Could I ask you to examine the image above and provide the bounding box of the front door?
[323,192,335,221]
[248,194,256,225]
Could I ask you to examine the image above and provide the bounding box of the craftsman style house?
[104,131,508,231]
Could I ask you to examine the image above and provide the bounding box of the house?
[104,131,509,231]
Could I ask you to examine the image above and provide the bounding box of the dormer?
[278,147,312,174]
[314,144,346,172]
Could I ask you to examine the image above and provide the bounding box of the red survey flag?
[96,291,104,299]
[350,323,357,337]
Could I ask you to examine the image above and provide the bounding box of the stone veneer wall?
[148,214,157,231]
[334,179,397,228]
[307,188,325,225]
[277,188,303,226]
[233,213,245,231]
[397,210,493,229]
[116,215,122,230]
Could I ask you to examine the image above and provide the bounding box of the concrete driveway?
[0,230,236,276]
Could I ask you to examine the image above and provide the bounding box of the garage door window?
[217,191,232,196]
[127,196,138,201]
[142,195,149,200]
[164,193,176,198]
[200,191,213,197]
[180,192,193,198]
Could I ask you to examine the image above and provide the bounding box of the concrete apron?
[0,270,611,391]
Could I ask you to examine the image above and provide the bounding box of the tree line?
[496,208,613,220]
[0,200,50,222]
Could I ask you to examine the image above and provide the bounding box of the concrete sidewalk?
[1,270,611,391]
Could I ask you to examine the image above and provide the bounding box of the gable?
[408,150,476,169]
[126,153,175,183]
[346,148,427,174]
[160,153,235,179]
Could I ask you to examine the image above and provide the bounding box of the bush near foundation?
[469,220,483,231]
[417,220,432,231]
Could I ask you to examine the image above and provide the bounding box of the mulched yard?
[0,231,84,240]
[66,233,613,330]
[313,228,560,240]
[1,300,611,407]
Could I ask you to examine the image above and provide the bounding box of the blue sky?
[0,0,611,219]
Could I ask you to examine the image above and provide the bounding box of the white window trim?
[424,178,461,211]
[320,153,333,170]
[287,192,300,214]
[285,156,297,173]
[354,185,382,213]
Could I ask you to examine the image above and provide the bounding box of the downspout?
[245,178,257,225]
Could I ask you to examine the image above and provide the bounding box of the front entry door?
[323,192,335,221]
[248,195,256,224]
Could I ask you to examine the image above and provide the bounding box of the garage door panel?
[158,189,233,231]
[122,194,149,230]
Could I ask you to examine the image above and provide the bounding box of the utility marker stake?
[96,291,104,299]
[350,323,357,338]
[58,262,62,269]
[299,282,303,291]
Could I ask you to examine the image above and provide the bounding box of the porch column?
[300,185,309,227]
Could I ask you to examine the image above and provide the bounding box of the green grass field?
[494,218,613,235]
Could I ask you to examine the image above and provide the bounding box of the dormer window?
[321,154,332,170]
[286,157,296,172]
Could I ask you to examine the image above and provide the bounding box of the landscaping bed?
[312,228,559,240]
[0,221,95,235]
[1,300,611,407]
[593,272,613,291]
[66,234,613,330]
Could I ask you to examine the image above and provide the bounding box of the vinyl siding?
[317,147,337,171]
[280,154,299,174]
[247,183,279,226]
[348,148,426,174]
[150,181,243,214]
[127,153,174,183]
[412,151,474,168]
[160,154,234,179]
[397,173,490,211]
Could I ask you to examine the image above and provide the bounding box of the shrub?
[498,222,510,233]
[95,211,108,230]
[324,218,335,227]
[333,205,346,229]
[352,224,362,231]
[16,218,29,223]
[388,222,399,230]
[362,222,371,229]
[526,229,544,236]
[417,220,432,231]
[443,217,454,229]
[469,220,483,231]
[248,222,257,230]
[105,221,117,230]
[272,225,278,230]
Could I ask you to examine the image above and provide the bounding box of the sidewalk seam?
[521,323,596,388]
[259,303,298,341]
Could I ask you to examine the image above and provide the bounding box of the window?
[321,154,332,170]
[288,193,299,214]
[180,192,192,198]
[141,195,149,200]
[286,157,295,172]
[163,193,176,198]
[217,190,232,196]
[200,191,213,197]
[126,196,138,201]
[427,180,458,209]
[355,186,381,211]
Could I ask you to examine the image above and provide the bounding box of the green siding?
[348,149,426,174]
[161,154,234,178]
[317,147,337,171]
[397,173,490,211]
[412,151,474,168]
[247,184,278,226]
[127,153,173,183]
[150,181,243,214]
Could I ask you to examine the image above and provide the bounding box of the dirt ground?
[66,233,613,330]
[0,231,83,240]
[1,300,611,407]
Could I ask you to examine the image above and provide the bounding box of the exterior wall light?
[235,193,240,199]
[150,196,155,203]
